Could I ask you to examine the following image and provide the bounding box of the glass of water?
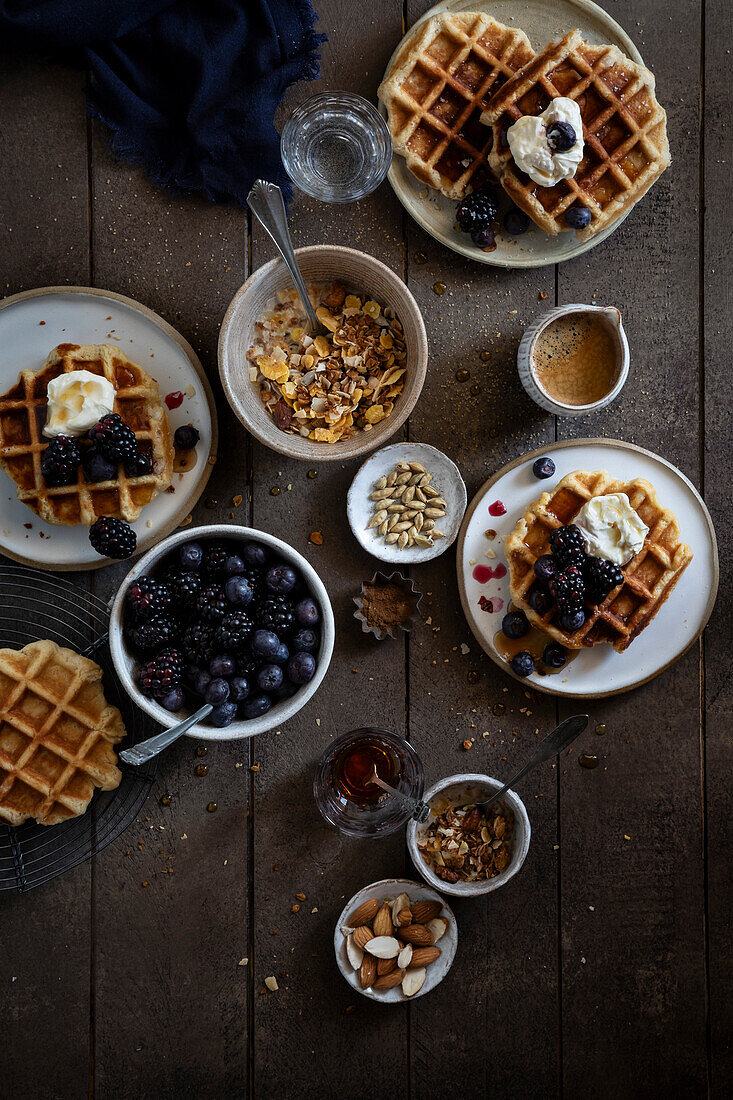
[280,91,393,203]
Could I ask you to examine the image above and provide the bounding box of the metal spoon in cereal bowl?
[246,179,325,335]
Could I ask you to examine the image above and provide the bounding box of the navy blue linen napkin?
[0,0,326,204]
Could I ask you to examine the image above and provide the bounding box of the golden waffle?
[505,470,692,652]
[378,12,534,200]
[0,640,125,826]
[481,30,670,240]
[0,344,174,526]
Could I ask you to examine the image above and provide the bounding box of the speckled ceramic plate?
[380,0,647,268]
[0,287,217,571]
[456,439,718,697]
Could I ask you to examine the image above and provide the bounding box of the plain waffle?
[378,11,534,200]
[0,640,125,826]
[505,470,692,652]
[481,29,670,240]
[0,343,174,526]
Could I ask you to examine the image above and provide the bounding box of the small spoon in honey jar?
[364,763,430,823]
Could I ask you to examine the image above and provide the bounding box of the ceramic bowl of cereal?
[218,245,428,461]
[334,878,458,1003]
[406,774,531,898]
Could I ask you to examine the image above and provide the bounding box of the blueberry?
[209,654,235,678]
[546,121,576,153]
[241,693,272,720]
[257,664,284,692]
[471,226,495,249]
[224,553,245,577]
[288,651,316,685]
[294,598,319,627]
[534,555,557,583]
[510,651,535,677]
[173,424,200,450]
[291,628,318,653]
[532,456,555,480]
[251,629,280,659]
[205,677,230,705]
[159,687,184,711]
[543,642,568,668]
[179,541,203,571]
[225,575,254,607]
[83,448,117,483]
[558,607,585,632]
[501,611,529,640]
[266,564,297,595]
[503,209,530,235]
[274,642,289,664]
[211,702,237,727]
[193,671,212,696]
[529,587,553,615]
[565,205,592,230]
[228,675,250,702]
[242,542,267,567]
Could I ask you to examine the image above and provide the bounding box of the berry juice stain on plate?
[479,595,503,613]
[472,563,506,583]
[488,500,506,517]
[165,390,184,410]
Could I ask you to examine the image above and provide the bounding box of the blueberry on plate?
[565,205,592,230]
[205,678,230,705]
[291,628,318,653]
[532,456,555,480]
[251,629,280,660]
[241,693,272,720]
[225,575,254,607]
[471,226,495,249]
[173,424,200,450]
[534,554,557,583]
[503,209,530,235]
[159,687,185,712]
[543,642,568,668]
[242,542,267,568]
[257,664,284,692]
[209,654,235,678]
[295,598,319,627]
[179,541,203,571]
[228,676,250,702]
[501,610,529,640]
[510,651,535,677]
[288,651,316,685]
[211,702,238,728]
[529,587,553,615]
[273,642,289,664]
[266,564,297,595]
[546,121,576,153]
[224,553,246,577]
[558,607,586,632]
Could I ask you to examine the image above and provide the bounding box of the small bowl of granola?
[218,245,428,461]
[406,773,531,897]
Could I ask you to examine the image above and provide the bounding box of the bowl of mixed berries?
[109,525,334,739]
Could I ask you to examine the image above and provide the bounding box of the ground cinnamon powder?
[360,583,412,633]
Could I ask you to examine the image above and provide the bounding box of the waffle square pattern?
[378,12,534,200]
[0,641,125,826]
[0,343,174,526]
[481,29,670,240]
[505,471,693,652]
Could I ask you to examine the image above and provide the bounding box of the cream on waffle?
[481,29,670,240]
[0,344,174,526]
[378,11,534,200]
[0,640,125,826]
[505,470,692,652]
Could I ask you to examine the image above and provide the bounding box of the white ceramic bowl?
[218,245,428,461]
[334,878,457,1003]
[109,524,335,741]
[517,304,629,417]
[407,774,531,898]
[346,442,467,564]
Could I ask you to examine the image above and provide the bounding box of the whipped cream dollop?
[507,97,584,187]
[44,370,116,437]
[574,493,649,566]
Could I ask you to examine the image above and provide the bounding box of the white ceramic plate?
[346,442,467,563]
[334,878,457,1003]
[457,439,718,697]
[0,287,217,570]
[381,0,644,268]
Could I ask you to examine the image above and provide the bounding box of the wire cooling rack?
[0,565,156,892]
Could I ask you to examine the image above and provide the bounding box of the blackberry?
[182,622,216,666]
[137,648,184,697]
[89,517,136,559]
[215,611,254,652]
[127,616,179,654]
[456,186,497,233]
[125,577,173,622]
[196,585,228,623]
[584,557,623,603]
[257,596,294,635]
[88,412,138,466]
[549,564,585,609]
[549,524,587,567]
[166,569,203,613]
[40,436,81,487]
[201,542,230,580]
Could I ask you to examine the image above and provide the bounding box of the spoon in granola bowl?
[246,179,326,335]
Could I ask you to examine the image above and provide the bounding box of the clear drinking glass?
[280,92,393,203]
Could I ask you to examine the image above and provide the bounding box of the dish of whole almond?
[334,878,457,1002]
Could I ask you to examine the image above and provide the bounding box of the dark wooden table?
[1,1,730,1096]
